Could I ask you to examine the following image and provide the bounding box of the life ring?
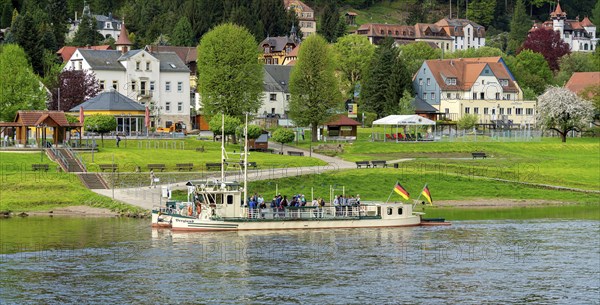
[188,205,193,216]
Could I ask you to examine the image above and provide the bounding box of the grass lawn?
[79,137,326,172]
[289,127,599,191]
[0,152,145,213]
[245,169,600,204]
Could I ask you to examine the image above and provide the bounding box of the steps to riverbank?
[79,173,109,189]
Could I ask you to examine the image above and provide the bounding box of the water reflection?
[0,218,598,304]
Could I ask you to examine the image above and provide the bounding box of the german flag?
[422,184,432,205]
[394,182,410,200]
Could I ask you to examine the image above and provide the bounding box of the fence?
[433,129,542,142]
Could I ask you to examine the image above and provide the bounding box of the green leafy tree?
[406,2,427,25]
[71,13,103,46]
[508,0,531,55]
[397,90,415,115]
[289,34,342,142]
[0,44,46,122]
[446,46,506,59]
[271,127,295,152]
[486,32,510,52]
[537,86,594,142]
[398,42,441,76]
[578,85,600,126]
[48,0,68,48]
[467,0,496,27]
[236,124,263,140]
[593,0,600,35]
[555,53,598,86]
[333,34,376,98]
[170,16,195,46]
[1,1,13,28]
[457,113,479,129]
[209,114,242,143]
[197,23,263,118]
[361,38,412,118]
[505,50,552,95]
[84,114,117,147]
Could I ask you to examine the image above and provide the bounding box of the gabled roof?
[263,65,292,93]
[565,72,600,95]
[57,45,112,62]
[373,115,436,126]
[13,111,72,126]
[154,52,191,73]
[325,114,361,126]
[259,36,297,52]
[284,0,314,13]
[72,91,145,112]
[411,96,439,113]
[580,16,595,27]
[423,58,519,92]
[434,18,486,37]
[77,49,125,71]
[115,22,132,46]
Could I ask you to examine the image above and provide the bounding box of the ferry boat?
[150,115,449,231]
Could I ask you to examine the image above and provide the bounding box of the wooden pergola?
[0,111,81,147]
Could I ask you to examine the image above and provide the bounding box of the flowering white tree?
[537,86,594,142]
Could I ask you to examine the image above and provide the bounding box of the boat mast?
[243,112,248,208]
[221,113,225,182]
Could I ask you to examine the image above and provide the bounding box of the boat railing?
[241,205,378,220]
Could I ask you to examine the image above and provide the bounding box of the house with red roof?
[565,72,600,98]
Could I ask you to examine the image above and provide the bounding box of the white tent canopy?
[372,115,436,126]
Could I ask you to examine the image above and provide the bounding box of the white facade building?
[531,2,597,52]
[435,18,486,50]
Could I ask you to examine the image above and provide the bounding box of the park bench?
[99,164,118,172]
[472,152,487,159]
[371,160,387,168]
[206,163,222,171]
[195,146,205,152]
[237,161,257,169]
[355,161,370,168]
[32,164,49,171]
[176,163,194,171]
[148,164,166,172]
[287,151,304,157]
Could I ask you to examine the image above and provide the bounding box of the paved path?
[92,143,360,209]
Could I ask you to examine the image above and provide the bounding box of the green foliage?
[318,0,344,42]
[236,124,264,139]
[197,23,263,117]
[0,44,46,122]
[555,53,598,86]
[361,38,412,118]
[521,86,537,100]
[358,111,376,127]
[467,0,496,27]
[289,34,342,141]
[508,0,530,54]
[456,113,479,130]
[209,115,241,137]
[1,1,13,28]
[333,34,376,98]
[271,127,295,146]
[10,13,44,75]
[397,89,415,115]
[170,16,195,47]
[71,13,103,47]
[84,114,116,146]
[593,0,600,35]
[486,32,510,53]
[397,42,441,77]
[505,50,553,95]
[446,46,506,59]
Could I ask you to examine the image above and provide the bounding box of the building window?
[131,81,136,91]
[499,108,505,115]
[112,81,118,90]
[166,82,171,92]
[516,108,523,115]
[270,94,277,101]
[507,108,512,115]
[445,108,450,114]
[473,92,477,100]
[286,94,290,101]
[480,92,484,100]
[496,92,500,100]
[150,81,155,91]
[506,94,511,100]
[177,82,183,92]
[419,78,423,86]
[474,107,479,114]
[427,78,431,86]
[422,93,426,99]
[431,92,435,100]
[77,61,82,70]
[146,61,151,71]
[482,79,485,84]
[465,107,470,114]
[447,93,451,99]
[105,22,111,29]
[165,102,171,112]
[484,107,489,115]
[99,80,105,90]
[526,108,533,115]
[136,61,140,70]
[456,93,460,99]
[178,102,183,112]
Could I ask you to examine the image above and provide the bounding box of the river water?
[0,217,598,304]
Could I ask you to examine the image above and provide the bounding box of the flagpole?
[386,180,398,203]
[412,183,427,208]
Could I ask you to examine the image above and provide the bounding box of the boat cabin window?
[387,207,393,215]
[398,207,403,215]
[227,195,234,204]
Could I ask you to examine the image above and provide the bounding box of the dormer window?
[105,22,111,29]
[446,78,456,85]
[500,79,509,86]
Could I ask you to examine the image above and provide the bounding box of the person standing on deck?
[150,170,156,188]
